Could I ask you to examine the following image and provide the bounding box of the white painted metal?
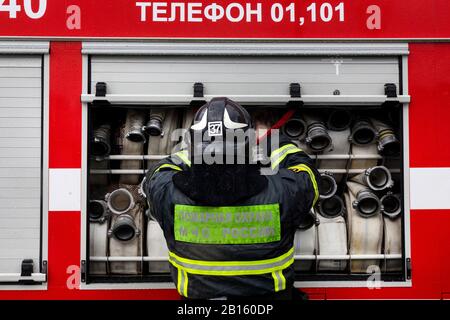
[410,168,450,209]
[49,168,82,211]
[0,41,49,54]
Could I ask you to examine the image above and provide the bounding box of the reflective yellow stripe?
[288,164,320,206]
[174,150,191,167]
[154,164,182,174]
[272,271,280,292]
[270,144,302,169]
[183,270,188,297]
[168,248,295,277]
[169,247,293,267]
[271,270,286,292]
[279,270,286,291]
[177,268,189,297]
[177,268,183,295]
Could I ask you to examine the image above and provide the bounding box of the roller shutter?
[89,56,400,97]
[0,46,47,284]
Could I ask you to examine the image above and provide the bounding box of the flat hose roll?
[303,114,332,153]
[317,213,348,271]
[120,109,146,185]
[349,143,379,170]
[293,223,317,272]
[88,200,109,223]
[147,219,170,273]
[347,181,381,218]
[147,109,180,168]
[349,118,377,146]
[125,110,147,143]
[371,119,401,156]
[318,129,351,183]
[317,195,345,219]
[144,109,166,137]
[327,109,353,131]
[319,173,338,199]
[344,192,383,273]
[351,166,394,191]
[108,184,144,275]
[383,214,403,272]
[89,222,108,275]
[92,124,112,159]
[89,158,109,186]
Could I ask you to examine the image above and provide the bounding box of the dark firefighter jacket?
[143,138,320,299]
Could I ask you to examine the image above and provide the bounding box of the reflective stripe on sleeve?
[168,247,294,276]
[288,164,320,206]
[154,164,182,174]
[173,150,191,167]
[270,144,303,170]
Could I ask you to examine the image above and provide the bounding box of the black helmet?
[188,97,253,164]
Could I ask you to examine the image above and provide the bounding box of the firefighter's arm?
[270,141,320,227]
[143,151,190,224]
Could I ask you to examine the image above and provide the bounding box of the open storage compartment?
[80,42,411,288]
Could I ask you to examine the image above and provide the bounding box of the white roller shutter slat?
[0,54,43,280]
[90,56,399,97]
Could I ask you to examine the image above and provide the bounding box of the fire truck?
[0,0,449,300]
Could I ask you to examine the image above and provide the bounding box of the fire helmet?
[188,97,253,164]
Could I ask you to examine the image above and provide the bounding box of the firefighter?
[143,97,320,299]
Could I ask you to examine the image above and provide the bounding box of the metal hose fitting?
[108,214,140,241]
[319,173,338,199]
[143,109,166,136]
[297,210,318,230]
[125,109,147,143]
[282,116,307,140]
[88,200,109,223]
[381,193,402,218]
[351,166,394,191]
[106,188,135,215]
[371,119,400,156]
[349,118,377,146]
[327,109,352,131]
[353,190,381,218]
[317,195,346,219]
[304,115,332,152]
[92,124,112,158]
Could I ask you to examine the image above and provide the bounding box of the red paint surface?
[409,43,450,167]
[49,42,82,168]
[0,0,449,39]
